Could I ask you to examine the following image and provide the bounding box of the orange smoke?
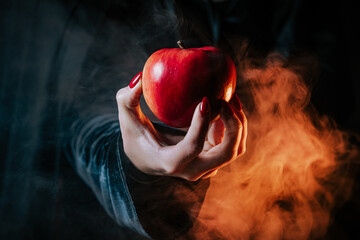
[190,53,358,239]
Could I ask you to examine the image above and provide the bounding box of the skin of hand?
[116,72,247,181]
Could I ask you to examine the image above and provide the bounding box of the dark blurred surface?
[0,0,359,239]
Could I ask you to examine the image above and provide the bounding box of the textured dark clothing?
[66,115,209,239]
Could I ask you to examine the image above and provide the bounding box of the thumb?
[116,72,142,110]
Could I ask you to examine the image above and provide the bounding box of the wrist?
[118,135,162,183]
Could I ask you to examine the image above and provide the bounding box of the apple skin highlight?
[142,45,237,128]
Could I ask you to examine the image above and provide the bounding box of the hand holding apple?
[142,41,237,128]
[116,72,247,181]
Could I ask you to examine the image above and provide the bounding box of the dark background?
[0,0,359,239]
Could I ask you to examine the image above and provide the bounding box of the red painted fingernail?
[230,94,242,111]
[129,72,142,89]
[200,97,210,116]
[221,101,234,115]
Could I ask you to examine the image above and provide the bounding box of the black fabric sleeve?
[65,114,209,239]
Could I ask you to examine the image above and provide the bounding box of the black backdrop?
[0,0,359,239]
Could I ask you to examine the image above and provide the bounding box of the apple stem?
[177,40,185,49]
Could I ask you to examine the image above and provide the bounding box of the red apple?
[142,41,236,128]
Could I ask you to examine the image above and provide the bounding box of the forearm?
[121,136,209,239]
[65,115,209,239]
[65,114,149,237]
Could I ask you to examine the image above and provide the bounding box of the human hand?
[116,72,247,181]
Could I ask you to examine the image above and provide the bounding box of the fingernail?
[200,97,210,116]
[221,101,234,115]
[129,72,142,89]
[229,94,242,111]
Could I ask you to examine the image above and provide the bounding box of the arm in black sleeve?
[65,114,209,239]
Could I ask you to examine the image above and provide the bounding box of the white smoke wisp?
[189,53,358,240]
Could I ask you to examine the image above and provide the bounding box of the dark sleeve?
[65,114,209,239]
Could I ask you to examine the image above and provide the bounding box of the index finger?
[160,97,211,176]
[177,101,243,181]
